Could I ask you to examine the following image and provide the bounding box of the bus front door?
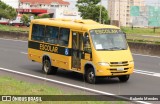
[72,32,83,71]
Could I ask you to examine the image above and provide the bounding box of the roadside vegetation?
[0,76,126,104]
[21,14,51,26]
[121,27,160,35]
[0,24,28,33]
[121,27,160,44]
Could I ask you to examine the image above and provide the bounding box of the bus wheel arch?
[84,64,96,84]
[42,55,58,75]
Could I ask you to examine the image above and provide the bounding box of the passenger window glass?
[31,24,45,41]
[59,28,70,46]
[45,26,59,44]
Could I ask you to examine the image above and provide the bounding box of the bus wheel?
[118,75,130,82]
[85,68,96,84]
[42,59,57,75]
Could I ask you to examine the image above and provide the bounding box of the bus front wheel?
[85,68,96,84]
[118,75,130,82]
[42,59,57,75]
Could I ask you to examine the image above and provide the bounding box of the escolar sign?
[40,44,58,53]
[93,29,121,34]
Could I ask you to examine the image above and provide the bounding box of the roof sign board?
[148,6,160,26]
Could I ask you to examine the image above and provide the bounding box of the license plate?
[117,68,124,71]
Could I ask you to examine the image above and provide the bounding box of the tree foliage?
[76,0,109,24]
[21,14,30,25]
[21,14,50,25]
[0,1,17,19]
[38,14,50,18]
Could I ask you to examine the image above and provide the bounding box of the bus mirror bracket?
[123,32,127,39]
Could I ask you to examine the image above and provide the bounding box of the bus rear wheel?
[42,59,57,75]
[118,75,130,82]
[85,68,96,84]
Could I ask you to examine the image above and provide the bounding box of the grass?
[126,35,160,45]
[121,27,160,35]
[121,27,160,44]
[0,76,127,104]
[0,24,29,33]
[0,76,62,95]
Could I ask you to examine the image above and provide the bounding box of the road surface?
[0,38,160,103]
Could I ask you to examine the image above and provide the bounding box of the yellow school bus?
[28,18,134,84]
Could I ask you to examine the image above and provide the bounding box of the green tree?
[39,14,50,18]
[76,0,109,24]
[34,14,50,19]
[0,1,17,19]
[21,14,50,26]
[21,14,30,25]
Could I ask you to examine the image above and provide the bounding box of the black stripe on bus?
[28,41,92,60]
[28,41,72,56]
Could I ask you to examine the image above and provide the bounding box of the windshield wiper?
[97,47,126,51]
[97,48,116,51]
[97,49,112,50]
[108,47,126,50]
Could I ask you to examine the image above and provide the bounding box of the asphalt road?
[0,38,160,103]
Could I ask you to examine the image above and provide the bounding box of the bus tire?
[85,68,96,84]
[42,59,57,75]
[118,75,130,82]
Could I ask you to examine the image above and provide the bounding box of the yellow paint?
[84,53,91,60]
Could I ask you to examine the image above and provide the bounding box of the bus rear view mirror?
[123,32,127,39]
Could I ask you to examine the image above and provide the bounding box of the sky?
[1,0,160,9]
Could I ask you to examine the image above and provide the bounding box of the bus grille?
[109,61,129,74]
[110,61,128,67]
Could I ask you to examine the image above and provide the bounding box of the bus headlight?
[98,62,109,66]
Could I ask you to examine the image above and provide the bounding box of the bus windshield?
[90,29,127,51]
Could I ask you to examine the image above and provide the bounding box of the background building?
[18,0,70,15]
[0,0,81,25]
[108,0,145,27]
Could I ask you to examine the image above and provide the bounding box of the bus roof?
[31,18,120,31]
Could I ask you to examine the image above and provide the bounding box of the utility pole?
[99,0,102,24]
[119,0,120,27]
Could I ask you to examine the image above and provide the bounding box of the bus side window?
[31,24,45,42]
[45,26,59,44]
[83,33,91,53]
[59,28,70,46]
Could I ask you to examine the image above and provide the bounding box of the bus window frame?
[31,24,45,42]
[45,25,59,45]
[59,28,70,47]
[31,24,71,48]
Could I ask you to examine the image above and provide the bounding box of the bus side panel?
[28,48,71,70]
[50,54,71,70]
[81,59,89,74]
[28,48,43,63]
